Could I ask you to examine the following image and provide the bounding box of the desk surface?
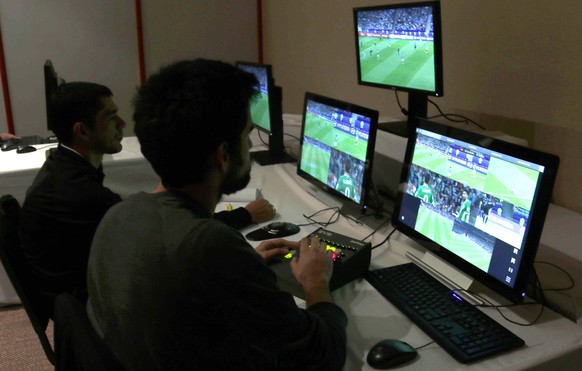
[1,133,582,369]
[243,161,582,370]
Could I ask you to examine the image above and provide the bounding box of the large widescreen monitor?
[393,118,560,303]
[297,92,379,214]
[353,1,444,137]
[236,61,294,165]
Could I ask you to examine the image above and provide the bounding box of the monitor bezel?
[235,61,275,135]
[392,118,559,303]
[353,0,444,97]
[297,92,379,213]
[44,60,59,131]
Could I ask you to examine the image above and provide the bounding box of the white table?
[240,161,582,370]
[2,131,582,369]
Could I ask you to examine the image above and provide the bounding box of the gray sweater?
[87,191,347,370]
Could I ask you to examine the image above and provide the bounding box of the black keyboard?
[366,263,525,363]
[19,135,58,145]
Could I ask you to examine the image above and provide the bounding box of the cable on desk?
[361,216,392,242]
[297,206,340,228]
[283,132,300,141]
[371,227,398,250]
[534,261,575,291]
[257,130,268,147]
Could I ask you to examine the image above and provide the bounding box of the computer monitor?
[235,61,295,165]
[44,60,61,132]
[353,1,444,137]
[393,118,560,303]
[297,92,379,214]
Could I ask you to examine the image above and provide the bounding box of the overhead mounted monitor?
[353,1,444,137]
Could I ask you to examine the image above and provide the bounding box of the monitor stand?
[379,92,430,138]
[378,120,409,138]
[406,250,483,305]
[251,150,295,166]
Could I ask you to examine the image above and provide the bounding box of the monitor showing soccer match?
[236,61,294,165]
[237,62,272,133]
[393,119,560,303]
[297,92,379,212]
[353,1,443,97]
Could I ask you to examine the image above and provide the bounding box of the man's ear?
[212,142,230,171]
[72,121,90,141]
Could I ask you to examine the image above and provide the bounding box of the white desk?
[240,161,582,370]
[2,131,582,369]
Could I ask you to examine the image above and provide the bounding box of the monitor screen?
[236,62,273,133]
[393,119,560,303]
[297,92,379,212]
[236,61,294,165]
[353,1,443,97]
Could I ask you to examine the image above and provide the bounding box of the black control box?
[269,227,371,299]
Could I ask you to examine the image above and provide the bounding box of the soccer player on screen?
[415,176,434,204]
[459,190,471,223]
[336,163,355,200]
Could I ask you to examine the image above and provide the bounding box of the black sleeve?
[214,207,252,229]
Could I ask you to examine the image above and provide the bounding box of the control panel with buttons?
[269,227,372,299]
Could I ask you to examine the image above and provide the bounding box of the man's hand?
[0,133,19,141]
[245,199,276,223]
[290,236,334,306]
[255,238,299,263]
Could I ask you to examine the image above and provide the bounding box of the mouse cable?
[371,227,398,250]
[414,340,436,350]
[297,206,341,228]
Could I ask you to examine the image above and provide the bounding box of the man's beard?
[219,159,251,195]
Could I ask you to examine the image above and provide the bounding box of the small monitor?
[353,1,444,137]
[236,61,294,165]
[393,118,560,303]
[44,60,61,132]
[297,92,379,214]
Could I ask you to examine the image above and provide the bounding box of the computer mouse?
[245,222,300,241]
[367,339,418,369]
[1,139,19,151]
[16,144,37,154]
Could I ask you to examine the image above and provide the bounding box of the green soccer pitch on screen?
[236,61,295,165]
[392,118,560,304]
[353,1,443,97]
[297,92,379,213]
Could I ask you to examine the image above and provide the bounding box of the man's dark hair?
[133,59,258,188]
[49,82,113,145]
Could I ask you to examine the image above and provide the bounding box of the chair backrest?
[53,293,124,370]
[0,194,55,365]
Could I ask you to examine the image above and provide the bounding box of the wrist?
[302,280,333,306]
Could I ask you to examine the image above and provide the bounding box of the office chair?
[0,194,55,365]
[53,293,124,370]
